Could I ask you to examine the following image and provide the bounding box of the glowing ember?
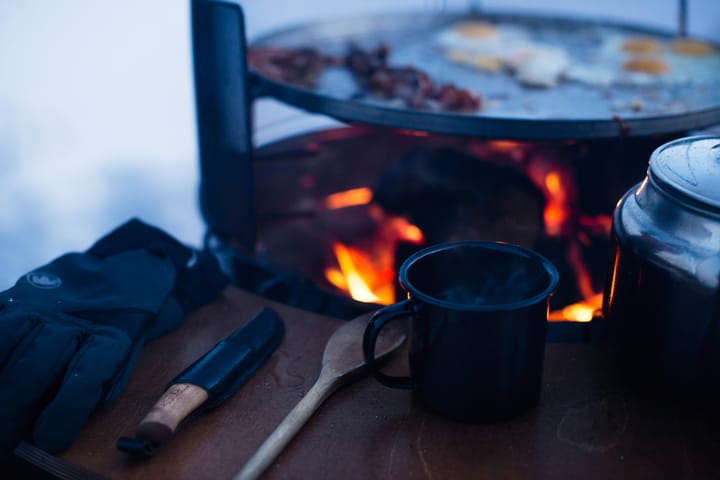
[486,140,523,152]
[399,129,431,137]
[324,187,373,209]
[548,293,603,322]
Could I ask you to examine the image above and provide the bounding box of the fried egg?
[437,20,719,94]
[437,21,569,88]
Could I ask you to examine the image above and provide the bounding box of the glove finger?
[98,297,184,405]
[0,321,82,456]
[32,327,131,453]
[0,309,38,367]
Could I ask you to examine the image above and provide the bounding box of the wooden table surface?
[18,287,720,479]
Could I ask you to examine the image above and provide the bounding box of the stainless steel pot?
[603,136,720,399]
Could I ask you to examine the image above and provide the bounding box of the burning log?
[373,148,546,249]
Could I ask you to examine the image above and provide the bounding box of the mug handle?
[362,300,415,389]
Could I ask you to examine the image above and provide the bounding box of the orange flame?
[326,243,387,303]
[548,242,604,321]
[325,241,398,305]
[323,192,425,304]
[368,205,425,244]
[324,187,373,209]
[536,168,606,322]
[548,293,602,322]
[542,171,570,237]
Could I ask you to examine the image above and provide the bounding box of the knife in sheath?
[117,307,285,456]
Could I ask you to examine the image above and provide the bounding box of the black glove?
[0,219,228,457]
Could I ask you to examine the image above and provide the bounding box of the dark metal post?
[192,0,256,250]
[678,0,688,36]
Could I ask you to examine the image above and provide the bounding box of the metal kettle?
[603,136,720,399]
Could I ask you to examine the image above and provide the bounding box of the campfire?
[318,137,610,322]
[251,126,658,322]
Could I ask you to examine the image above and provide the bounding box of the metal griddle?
[249,10,720,140]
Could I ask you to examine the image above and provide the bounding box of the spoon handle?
[234,374,337,480]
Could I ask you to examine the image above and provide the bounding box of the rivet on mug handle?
[363,299,416,390]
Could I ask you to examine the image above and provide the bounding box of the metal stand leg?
[192,0,256,250]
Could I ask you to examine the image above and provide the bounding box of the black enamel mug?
[363,241,559,422]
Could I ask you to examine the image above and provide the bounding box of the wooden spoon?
[233,313,406,480]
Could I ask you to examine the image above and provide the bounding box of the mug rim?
[399,240,560,312]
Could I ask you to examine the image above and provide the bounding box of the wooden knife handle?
[136,383,209,444]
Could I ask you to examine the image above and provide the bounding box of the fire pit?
[249,126,676,322]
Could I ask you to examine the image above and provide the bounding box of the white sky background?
[0,0,718,289]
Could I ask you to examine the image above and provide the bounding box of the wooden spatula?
[233,313,405,480]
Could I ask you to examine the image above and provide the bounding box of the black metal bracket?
[192,0,257,251]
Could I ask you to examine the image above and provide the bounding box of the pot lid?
[649,135,720,211]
